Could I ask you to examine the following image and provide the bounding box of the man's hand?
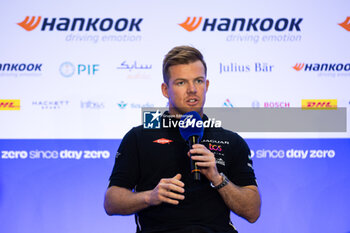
[188,144,222,185]
[147,174,185,206]
[187,144,261,222]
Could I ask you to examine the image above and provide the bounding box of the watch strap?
[210,173,229,190]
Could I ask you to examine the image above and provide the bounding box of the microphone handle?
[189,136,200,181]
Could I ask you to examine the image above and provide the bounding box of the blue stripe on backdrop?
[0,139,349,233]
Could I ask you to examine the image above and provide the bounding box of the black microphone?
[179,111,204,181]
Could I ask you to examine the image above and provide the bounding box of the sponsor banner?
[116,60,153,79]
[0,139,118,160]
[0,138,349,232]
[59,62,100,78]
[32,100,70,110]
[17,17,143,32]
[0,63,43,77]
[0,99,20,110]
[292,62,350,78]
[0,138,348,160]
[301,99,337,110]
[0,138,349,233]
[219,62,275,74]
[178,17,303,44]
[16,16,143,43]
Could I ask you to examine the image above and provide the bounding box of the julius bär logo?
[17,16,42,31]
[179,17,203,32]
[293,63,304,71]
[0,99,20,110]
[339,17,350,31]
[153,138,173,144]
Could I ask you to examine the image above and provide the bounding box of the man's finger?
[195,162,215,167]
[160,196,180,205]
[161,183,185,193]
[173,173,182,180]
[163,190,185,201]
[191,155,212,161]
[189,148,210,155]
[169,174,184,187]
[192,144,206,149]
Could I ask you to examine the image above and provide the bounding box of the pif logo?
[301,99,337,110]
[59,62,99,78]
[17,16,42,31]
[0,99,20,110]
[339,16,350,32]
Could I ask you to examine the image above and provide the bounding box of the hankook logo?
[17,16,42,31]
[17,16,143,32]
[293,63,304,71]
[293,63,350,72]
[179,17,303,32]
[339,17,350,31]
[179,17,203,32]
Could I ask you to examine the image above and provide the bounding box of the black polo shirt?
[109,113,257,233]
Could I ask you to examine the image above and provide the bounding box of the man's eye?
[196,79,204,84]
[177,81,184,85]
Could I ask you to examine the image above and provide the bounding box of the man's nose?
[187,82,197,93]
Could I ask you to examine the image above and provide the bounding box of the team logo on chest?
[153,138,173,144]
[204,141,226,157]
[209,143,222,151]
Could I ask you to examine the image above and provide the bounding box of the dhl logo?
[301,99,337,110]
[17,16,42,31]
[339,16,350,32]
[0,99,20,110]
[293,63,304,71]
[179,17,202,32]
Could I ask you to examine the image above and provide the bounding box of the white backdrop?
[1,0,349,139]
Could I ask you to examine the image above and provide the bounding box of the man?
[104,46,261,233]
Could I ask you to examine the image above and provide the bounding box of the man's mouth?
[186,98,199,106]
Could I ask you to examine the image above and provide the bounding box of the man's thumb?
[173,173,182,180]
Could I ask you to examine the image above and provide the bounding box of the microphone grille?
[178,111,204,141]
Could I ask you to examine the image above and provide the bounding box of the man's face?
[161,60,209,117]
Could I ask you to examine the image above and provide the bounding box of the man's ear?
[206,79,209,92]
[161,82,169,98]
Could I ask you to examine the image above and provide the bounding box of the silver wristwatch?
[210,173,229,190]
